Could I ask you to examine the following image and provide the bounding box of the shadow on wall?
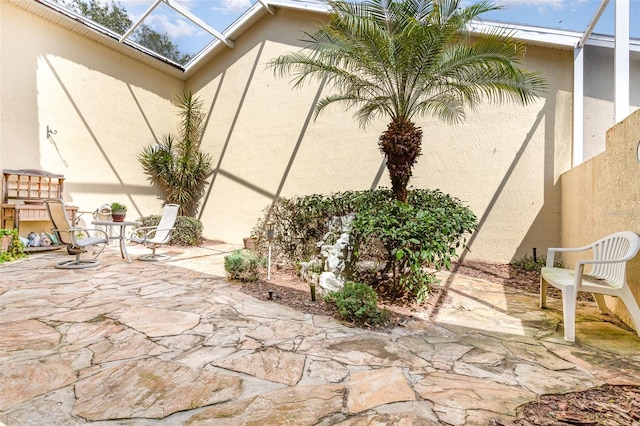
[514,183,561,264]
[42,56,159,218]
[513,89,569,264]
[192,17,333,223]
[194,33,386,227]
[457,103,549,265]
[427,100,553,320]
[4,1,182,212]
[198,41,276,218]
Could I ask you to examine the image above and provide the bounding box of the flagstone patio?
[1,243,639,425]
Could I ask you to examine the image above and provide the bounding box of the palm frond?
[269,0,545,128]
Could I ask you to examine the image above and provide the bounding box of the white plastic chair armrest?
[573,262,587,287]
[546,245,592,267]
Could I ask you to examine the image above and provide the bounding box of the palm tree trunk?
[378,120,423,202]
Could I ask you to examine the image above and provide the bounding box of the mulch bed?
[495,384,640,426]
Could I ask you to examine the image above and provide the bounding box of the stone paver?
[346,367,415,413]
[1,244,639,425]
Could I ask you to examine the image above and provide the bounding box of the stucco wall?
[559,109,640,330]
[188,8,574,263]
[0,2,183,227]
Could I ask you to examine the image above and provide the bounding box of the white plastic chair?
[540,231,640,342]
[128,204,179,261]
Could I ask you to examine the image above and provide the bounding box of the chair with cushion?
[44,198,109,269]
[540,231,640,342]
[128,204,179,261]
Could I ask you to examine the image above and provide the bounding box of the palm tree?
[139,91,213,216]
[269,0,547,202]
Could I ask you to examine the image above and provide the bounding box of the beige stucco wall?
[0,2,183,230]
[188,8,574,263]
[559,109,640,330]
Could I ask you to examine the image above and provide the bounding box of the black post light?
[267,223,274,281]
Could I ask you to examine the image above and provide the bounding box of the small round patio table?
[91,220,141,263]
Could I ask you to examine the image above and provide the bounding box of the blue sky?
[112,0,638,57]
[482,0,640,37]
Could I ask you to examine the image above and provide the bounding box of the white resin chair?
[128,204,179,261]
[540,231,640,342]
[45,198,109,269]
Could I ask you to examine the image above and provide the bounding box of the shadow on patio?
[1,243,639,425]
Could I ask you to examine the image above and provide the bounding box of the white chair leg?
[592,293,610,314]
[617,287,640,337]
[561,287,576,342]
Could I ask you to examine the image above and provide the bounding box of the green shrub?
[224,249,264,282]
[251,189,392,261]
[0,229,26,263]
[137,214,203,246]
[351,197,476,303]
[251,188,477,302]
[511,254,562,272]
[325,281,388,326]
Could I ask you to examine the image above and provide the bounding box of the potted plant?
[110,202,127,222]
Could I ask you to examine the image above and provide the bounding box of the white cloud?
[145,14,198,38]
[212,0,252,14]
[493,0,560,4]
[116,0,195,9]
[171,0,198,12]
[117,0,197,19]
[117,0,152,10]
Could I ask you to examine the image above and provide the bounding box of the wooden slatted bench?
[1,169,77,242]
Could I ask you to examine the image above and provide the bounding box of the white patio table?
[91,220,141,263]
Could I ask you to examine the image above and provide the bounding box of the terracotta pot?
[112,210,127,222]
[243,237,255,250]
[1,235,11,252]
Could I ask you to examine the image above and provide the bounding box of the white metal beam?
[572,0,608,167]
[165,0,234,48]
[573,47,584,167]
[614,0,630,122]
[578,0,609,48]
[119,0,162,43]
[258,0,275,15]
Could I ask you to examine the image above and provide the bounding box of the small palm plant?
[139,91,213,217]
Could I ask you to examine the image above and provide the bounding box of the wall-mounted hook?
[46,125,68,167]
[47,125,57,139]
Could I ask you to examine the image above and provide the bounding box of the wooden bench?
[1,169,77,240]
[540,231,640,342]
